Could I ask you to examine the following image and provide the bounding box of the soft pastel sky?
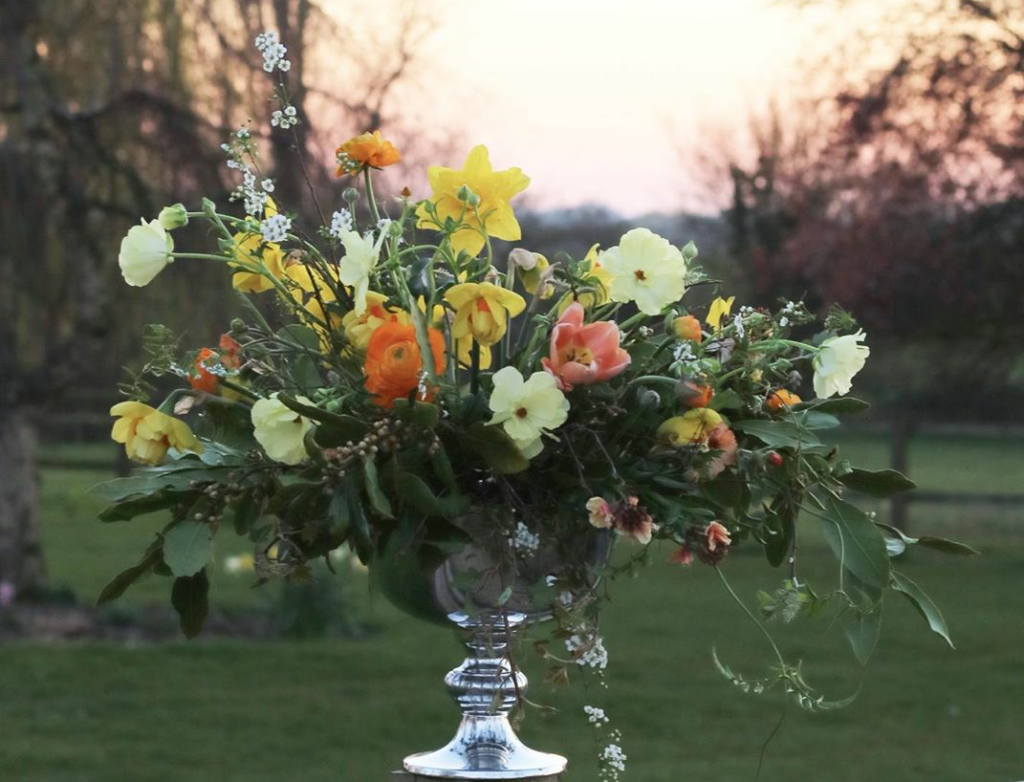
[414,0,837,216]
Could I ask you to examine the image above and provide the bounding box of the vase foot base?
[403,739,567,780]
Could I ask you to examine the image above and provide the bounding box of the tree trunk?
[0,411,46,600]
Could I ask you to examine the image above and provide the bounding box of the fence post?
[890,412,914,531]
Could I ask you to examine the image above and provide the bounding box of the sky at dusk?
[413,0,838,216]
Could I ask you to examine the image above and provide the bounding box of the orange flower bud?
[767,389,801,411]
[681,381,714,408]
[672,314,702,342]
[189,348,219,394]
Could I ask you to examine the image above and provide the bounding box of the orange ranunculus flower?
[767,389,802,411]
[364,320,446,408]
[672,315,702,342]
[681,381,714,408]
[219,334,242,370]
[189,348,220,394]
[336,131,401,176]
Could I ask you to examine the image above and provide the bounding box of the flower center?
[515,407,529,418]
[634,269,647,282]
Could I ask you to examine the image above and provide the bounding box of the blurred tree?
[0,0,446,600]
[706,0,1024,418]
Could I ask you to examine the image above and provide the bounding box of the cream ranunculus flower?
[338,229,386,316]
[487,366,569,456]
[118,219,174,287]
[251,393,315,465]
[599,228,686,316]
[110,401,203,465]
[813,331,870,398]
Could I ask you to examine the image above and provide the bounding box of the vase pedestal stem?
[402,611,568,780]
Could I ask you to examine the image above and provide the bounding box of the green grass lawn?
[2,435,1022,781]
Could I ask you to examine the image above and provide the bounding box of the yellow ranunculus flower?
[657,409,724,447]
[415,145,530,257]
[706,296,736,331]
[342,291,410,351]
[250,393,314,466]
[110,401,204,465]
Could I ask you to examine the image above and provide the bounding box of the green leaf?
[465,422,530,474]
[344,477,372,564]
[314,416,372,448]
[429,444,458,494]
[98,491,180,522]
[875,524,980,557]
[732,420,821,449]
[362,458,394,519]
[844,604,882,665]
[96,543,163,606]
[822,496,890,594]
[763,493,797,568]
[792,410,841,430]
[162,521,214,577]
[328,486,350,537]
[392,399,440,429]
[839,468,917,498]
[231,488,265,536]
[277,324,321,351]
[891,571,954,649]
[708,389,744,411]
[278,394,369,433]
[394,470,468,518]
[795,397,870,415]
[171,570,209,639]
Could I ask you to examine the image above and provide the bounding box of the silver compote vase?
[380,512,610,779]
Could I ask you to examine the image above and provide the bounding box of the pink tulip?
[541,303,631,391]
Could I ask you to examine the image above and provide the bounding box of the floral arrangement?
[96,31,975,779]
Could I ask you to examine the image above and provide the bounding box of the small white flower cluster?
[510,521,540,554]
[336,150,361,176]
[600,741,627,779]
[566,633,608,669]
[584,705,609,726]
[672,341,696,363]
[271,105,299,129]
[261,213,292,243]
[239,170,270,216]
[738,304,756,317]
[779,300,801,328]
[330,208,354,239]
[255,31,291,72]
[733,314,746,340]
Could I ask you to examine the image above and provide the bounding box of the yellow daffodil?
[445,281,525,367]
[706,296,736,331]
[110,402,204,465]
[284,254,339,302]
[338,228,387,316]
[487,367,569,458]
[599,228,687,316]
[656,409,724,446]
[415,145,530,257]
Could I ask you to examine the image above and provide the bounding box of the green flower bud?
[158,203,189,231]
[343,187,360,205]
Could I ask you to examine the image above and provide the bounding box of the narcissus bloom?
[672,315,702,342]
[517,252,554,298]
[445,282,526,368]
[657,409,724,446]
[599,228,686,316]
[110,401,203,465]
[231,229,286,293]
[541,303,630,391]
[767,389,802,410]
[364,319,446,408]
[706,296,735,331]
[118,219,174,287]
[488,367,569,456]
[338,229,386,316]
[813,331,870,398]
[415,145,530,256]
[251,393,314,465]
[335,130,401,175]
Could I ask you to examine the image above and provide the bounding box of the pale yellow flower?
[110,401,203,465]
[599,228,686,316]
[813,331,870,398]
[118,219,174,287]
[487,367,569,457]
[251,393,314,465]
